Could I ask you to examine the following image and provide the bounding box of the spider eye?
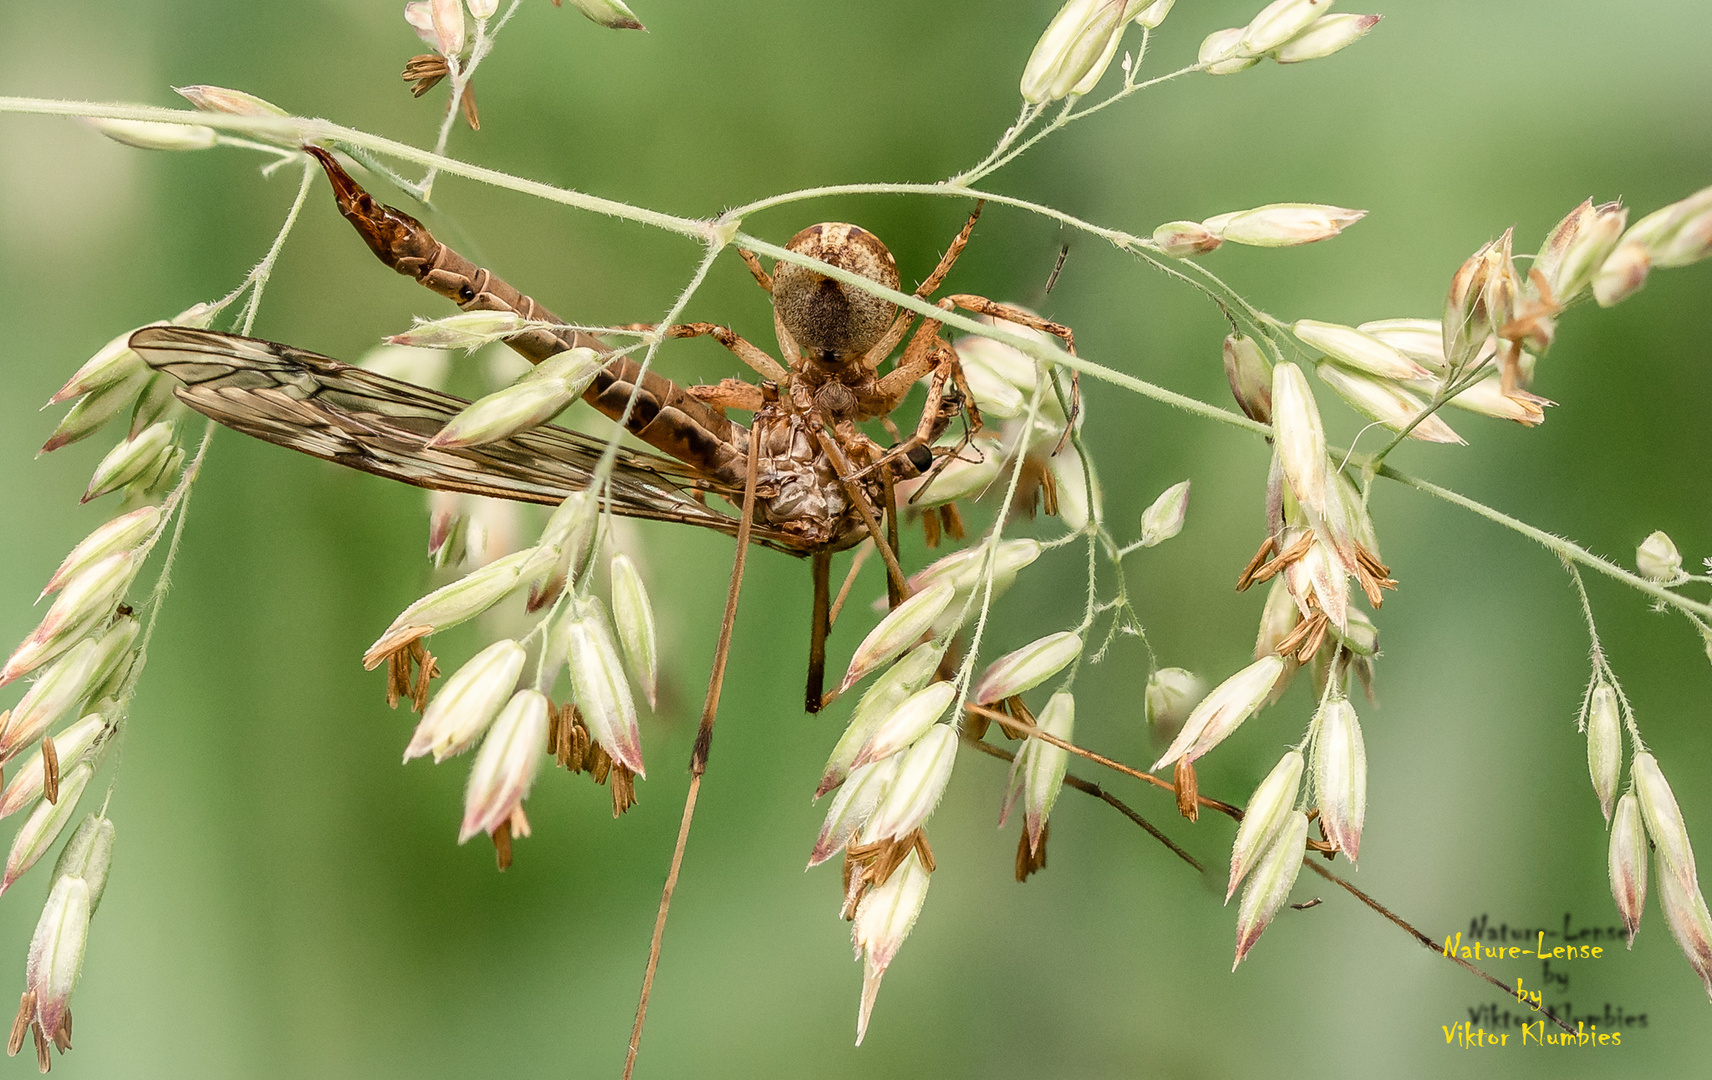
[458,284,476,302]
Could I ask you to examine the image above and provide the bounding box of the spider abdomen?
[773,223,900,358]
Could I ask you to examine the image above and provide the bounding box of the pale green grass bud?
[1586,684,1621,822]
[174,85,288,117]
[852,849,931,1045]
[1294,320,1428,381]
[1228,750,1303,901]
[955,350,1027,419]
[564,598,645,776]
[467,0,499,19]
[1,642,104,763]
[1358,318,1447,373]
[865,725,958,842]
[82,422,175,503]
[1022,0,1127,103]
[387,311,528,350]
[405,1,437,45]
[50,329,153,405]
[2,551,140,688]
[1624,185,1712,268]
[1134,0,1174,28]
[0,716,105,820]
[364,547,541,666]
[1145,667,1204,740]
[1440,375,1550,426]
[563,0,646,31]
[1443,233,1514,373]
[1199,27,1259,74]
[1592,240,1651,307]
[41,507,159,601]
[87,117,217,152]
[1610,793,1647,948]
[40,373,148,454]
[1545,201,1626,303]
[1153,220,1222,257]
[1000,691,1073,855]
[840,582,956,694]
[128,374,189,439]
[404,639,525,763]
[907,540,1041,636]
[810,756,901,867]
[1315,363,1464,444]
[819,644,944,798]
[1274,13,1379,62]
[956,335,1040,392]
[1656,844,1712,1001]
[531,491,600,607]
[459,689,549,842]
[908,540,1041,596]
[1,763,93,897]
[431,0,466,55]
[1329,606,1378,657]
[1636,530,1682,583]
[1534,199,1595,291]
[1633,752,1697,897]
[850,682,956,772]
[427,347,603,448]
[1233,810,1308,969]
[25,874,90,1049]
[1223,333,1273,424]
[609,554,658,710]
[1139,480,1190,547]
[972,632,1082,705]
[1270,362,1327,516]
[1241,0,1331,54]
[1153,654,1285,772]
[50,815,114,912]
[1254,576,1300,661]
[1207,204,1366,247]
[119,444,184,511]
[1047,447,1101,530]
[1068,14,1127,98]
[1312,697,1367,861]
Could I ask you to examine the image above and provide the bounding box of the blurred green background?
[2,1,1711,1076]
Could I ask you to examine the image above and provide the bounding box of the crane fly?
[128,147,1081,1075]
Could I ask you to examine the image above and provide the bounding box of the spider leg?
[862,200,985,367]
[942,294,1079,441]
[630,321,791,383]
[688,377,766,413]
[736,248,773,293]
[853,355,959,483]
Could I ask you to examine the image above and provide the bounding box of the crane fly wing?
[130,326,774,542]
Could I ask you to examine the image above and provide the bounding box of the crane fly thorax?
[745,414,868,548]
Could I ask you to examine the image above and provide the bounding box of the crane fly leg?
[813,429,911,604]
[806,549,832,713]
[624,416,769,1080]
